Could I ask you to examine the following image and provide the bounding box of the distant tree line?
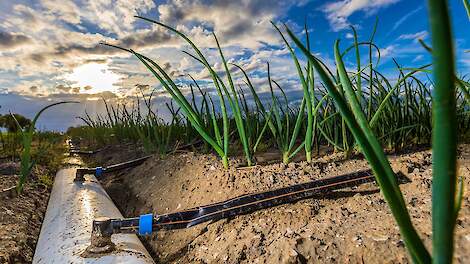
[0,113,31,132]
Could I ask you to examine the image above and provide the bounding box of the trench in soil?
[90,144,470,264]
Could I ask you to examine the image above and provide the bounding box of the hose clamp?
[139,213,153,235]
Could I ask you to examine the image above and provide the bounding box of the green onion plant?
[282,0,464,261]
[77,8,469,230]
[13,102,77,194]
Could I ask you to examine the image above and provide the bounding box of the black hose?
[101,169,377,237]
[152,169,374,230]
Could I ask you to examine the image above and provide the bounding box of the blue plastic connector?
[95,167,103,177]
[139,213,153,235]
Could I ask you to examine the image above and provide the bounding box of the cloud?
[321,0,400,31]
[155,0,297,48]
[412,54,424,63]
[398,30,428,41]
[0,0,300,82]
[0,31,31,49]
[391,6,423,32]
[375,42,429,65]
[0,0,306,101]
[135,84,150,91]
[380,45,396,58]
[29,86,38,93]
[0,1,175,78]
[82,0,156,36]
[0,0,306,121]
[38,27,174,63]
[40,0,81,24]
[114,28,174,49]
[56,84,72,93]
[459,53,470,74]
[84,58,108,64]
[42,90,119,100]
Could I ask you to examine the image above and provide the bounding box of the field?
[1,1,469,263]
[83,142,469,263]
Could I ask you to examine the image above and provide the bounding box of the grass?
[0,131,22,160]
[272,22,316,163]
[11,102,76,194]
[1,129,67,189]
[74,96,187,155]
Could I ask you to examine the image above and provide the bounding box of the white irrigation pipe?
[33,163,154,264]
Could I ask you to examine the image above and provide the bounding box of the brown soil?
[89,145,470,263]
[0,163,51,264]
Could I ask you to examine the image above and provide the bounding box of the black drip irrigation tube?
[68,139,103,155]
[69,139,203,182]
[91,169,376,237]
[71,143,409,254]
[77,163,401,253]
[74,155,152,181]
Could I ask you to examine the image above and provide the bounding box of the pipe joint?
[74,167,106,182]
[74,168,88,182]
[85,217,116,254]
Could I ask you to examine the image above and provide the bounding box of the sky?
[0,0,469,131]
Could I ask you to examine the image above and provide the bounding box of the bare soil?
[0,163,50,264]
[90,145,469,263]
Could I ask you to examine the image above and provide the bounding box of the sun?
[64,63,122,93]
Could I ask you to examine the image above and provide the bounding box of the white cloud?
[0,0,305,100]
[391,6,423,32]
[86,0,155,36]
[380,45,396,58]
[398,31,428,41]
[40,0,82,24]
[375,41,431,66]
[321,0,400,31]
[459,53,470,74]
[155,0,293,49]
[412,54,424,63]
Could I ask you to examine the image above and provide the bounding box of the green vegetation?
[286,25,432,263]
[428,1,460,262]
[81,16,470,169]
[70,95,188,156]
[464,0,470,20]
[285,0,463,262]
[1,128,67,189]
[10,102,75,194]
[0,113,31,133]
[0,132,22,159]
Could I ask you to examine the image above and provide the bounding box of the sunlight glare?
[65,63,122,93]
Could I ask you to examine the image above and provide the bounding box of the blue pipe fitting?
[139,213,153,235]
[95,167,103,177]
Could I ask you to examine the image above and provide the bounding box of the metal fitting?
[74,168,87,182]
[85,217,116,254]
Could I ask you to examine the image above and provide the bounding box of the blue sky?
[0,0,469,131]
